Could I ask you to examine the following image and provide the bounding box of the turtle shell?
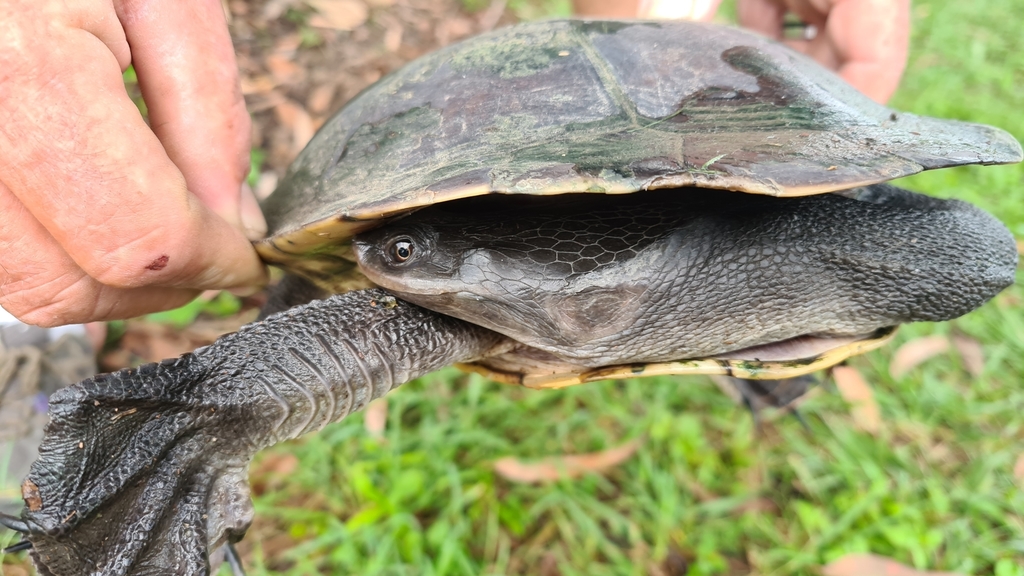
[256,19,1021,291]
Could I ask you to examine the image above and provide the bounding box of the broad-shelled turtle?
[6,20,1020,576]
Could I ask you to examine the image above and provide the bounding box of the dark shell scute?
[258,19,1022,283]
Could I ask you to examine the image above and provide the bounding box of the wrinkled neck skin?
[355,184,1017,367]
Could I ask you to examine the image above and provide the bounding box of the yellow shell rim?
[457,326,898,389]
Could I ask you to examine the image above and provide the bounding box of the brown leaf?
[255,453,300,476]
[307,0,369,30]
[1014,453,1024,483]
[240,74,276,95]
[272,34,302,54]
[1,564,30,576]
[733,497,778,515]
[832,366,881,434]
[951,334,985,377]
[538,553,561,576]
[263,0,302,20]
[306,84,336,115]
[383,21,404,52]
[265,53,301,85]
[435,17,474,45]
[273,99,315,156]
[822,553,965,576]
[890,335,950,379]
[1016,238,1024,255]
[250,452,301,496]
[364,397,388,437]
[494,439,641,483]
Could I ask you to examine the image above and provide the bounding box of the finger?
[0,5,266,292]
[819,0,909,103]
[0,181,199,327]
[740,0,908,103]
[115,0,266,240]
[572,0,641,17]
[737,0,788,39]
[639,0,724,20]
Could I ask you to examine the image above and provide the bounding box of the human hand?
[736,0,909,103]
[0,0,267,327]
[572,0,910,103]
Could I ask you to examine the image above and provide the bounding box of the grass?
[234,1,1024,574]
[3,0,1023,574]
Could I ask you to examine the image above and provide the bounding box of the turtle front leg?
[16,289,505,576]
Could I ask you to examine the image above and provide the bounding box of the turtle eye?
[390,239,414,263]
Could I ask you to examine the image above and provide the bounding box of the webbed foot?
[10,290,502,575]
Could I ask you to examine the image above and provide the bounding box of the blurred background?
[3,0,1023,574]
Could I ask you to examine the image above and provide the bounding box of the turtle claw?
[3,539,33,553]
[715,375,818,434]
[223,541,247,576]
[1,511,33,556]
[0,511,29,534]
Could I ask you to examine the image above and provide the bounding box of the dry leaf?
[265,53,301,85]
[306,84,336,114]
[240,74,276,95]
[951,334,985,377]
[384,21,404,52]
[494,439,641,483]
[435,17,474,45]
[890,335,950,379]
[1016,238,1023,255]
[273,99,315,156]
[255,453,299,476]
[250,452,301,496]
[822,553,965,576]
[364,397,388,437]
[538,553,561,576]
[832,366,881,434]
[272,34,302,54]
[307,0,369,31]
[0,564,30,576]
[1014,453,1024,483]
[263,0,301,20]
[733,497,778,515]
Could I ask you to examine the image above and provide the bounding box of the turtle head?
[353,216,467,297]
[351,201,574,342]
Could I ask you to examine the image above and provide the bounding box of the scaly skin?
[21,290,504,576]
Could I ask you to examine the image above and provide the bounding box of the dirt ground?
[231,0,515,198]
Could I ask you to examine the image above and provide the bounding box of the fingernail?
[239,182,268,241]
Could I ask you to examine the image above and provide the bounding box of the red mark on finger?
[145,255,169,271]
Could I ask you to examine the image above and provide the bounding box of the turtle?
[2,19,1020,576]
